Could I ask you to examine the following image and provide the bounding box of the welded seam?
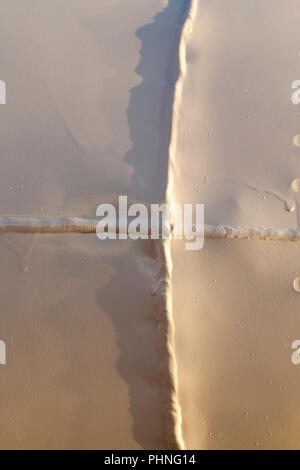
[0,216,299,242]
[152,0,199,450]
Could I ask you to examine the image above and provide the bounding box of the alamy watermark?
[292,80,300,105]
[0,340,6,365]
[291,340,300,365]
[96,196,204,251]
[0,80,6,105]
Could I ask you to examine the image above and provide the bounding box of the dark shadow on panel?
[125,0,187,204]
[97,0,189,449]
